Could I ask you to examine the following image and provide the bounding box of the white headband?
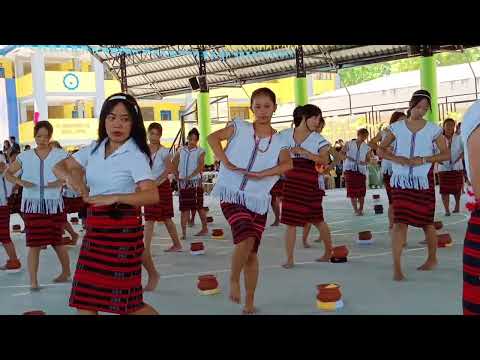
[108,95,139,114]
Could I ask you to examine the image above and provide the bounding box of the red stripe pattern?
[281,158,325,227]
[220,202,267,254]
[391,168,435,228]
[144,181,174,221]
[463,210,480,315]
[344,170,367,198]
[63,196,87,214]
[69,205,145,315]
[22,212,64,247]
[179,186,204,211]
[383,174,393,204]
[438,170,464,195]
[0,205,11,245]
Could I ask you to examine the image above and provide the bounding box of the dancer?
[343,129,372,216]
[438,118,464,216]
[172,128,208,240]
[369,111,406,228]
[280,104,333,268]
[460,99,480,315]
[143,122,181,292]
[378,90,449,281]
[5,121,71,290]
[53,93,159,315]
[208,87,292,314]
[0,151,21,272]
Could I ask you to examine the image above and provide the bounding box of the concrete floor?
[0,186,467,315]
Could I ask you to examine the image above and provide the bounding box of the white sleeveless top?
[389,119,443,190]
[438,134,464,172]
[343,140,370,176]
[151,146,170,179]
[461,100,480,183]
[212,118,289,215]
[0,154,13,206]
[278,128,330,159]
[380,129,395,175]
[178,146,204,189]
[16,148,69,214]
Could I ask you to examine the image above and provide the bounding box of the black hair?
[357,128,369,136]
[188,128,200,140]
[9,148,20,157]
[443,118,455,127]
[293,104,322,128]
[34,120,54,138]
[407,90,432,118]
[92,92,151,166]
[24,145,31,150]
[390,111,406,125]
[250,87,277,107]
[148,122,163,136]
[9,136,16,141]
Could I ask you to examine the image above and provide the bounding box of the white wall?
[0,78,10,141]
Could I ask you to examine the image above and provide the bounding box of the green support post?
[294,76,308,106]
[197,91,214,165]
[420,55,439,123]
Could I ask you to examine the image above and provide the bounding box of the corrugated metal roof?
[90,45,473,99]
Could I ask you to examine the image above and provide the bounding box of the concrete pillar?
[93,56,105,118]
[31,50,48,121]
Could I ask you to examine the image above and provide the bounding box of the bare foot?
[453,209,460,213]
[303,242,311,248]
[315,254,331,262]
[417,259,438,271]
[181,235,186,241]
[445,211,451,217]
[358,210,364,216]
[188,221,195,228]
[393,271,406,281]
[30,286,42,292]
[242,306,258,315]
[229,281,241,304]
[164,245,183,252]
[144,273,160,292]
[194,230,208,236]
[53,273,71,283]
[270,221,280,227]
[314,238,322,243]
[282,263,294,269]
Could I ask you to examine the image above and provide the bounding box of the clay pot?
[434,221,443,230]
[373,194,380,200]
[438,233,452,247]
[332,245,349,258]
[358,231,372,240]
[317,283,342,303]
[212,229,224,237]
[23,310,46,315]
[374,205,383,214]
[198,275,219,291]
[206,216,214,223]
[190,242,205,252]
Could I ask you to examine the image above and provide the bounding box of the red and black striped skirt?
[281,158,325,227]
[179,186,204,212]
[463,209,480,315]
[220,202,267,254]
[63,196,86,214]
[270,179,284,200]
[383,173,393,204]
[69,204,145,315]
[0,205,11,245]
[22,212,64,247]
[438,170,464,195]
[344,170,367,198]
[391,168,435,228]
[144,181,174,222]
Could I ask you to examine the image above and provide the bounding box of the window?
[160,110,172,121]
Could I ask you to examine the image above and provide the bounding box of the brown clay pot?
[198,275,218,291]
[438,233,452,246]
[434,221,443,230]
[358,231,372,240]
[212,229,224,236]
[332,245,349,258]
[317,283,342,303]
[23,310,46,315]
[190,242,205,252]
